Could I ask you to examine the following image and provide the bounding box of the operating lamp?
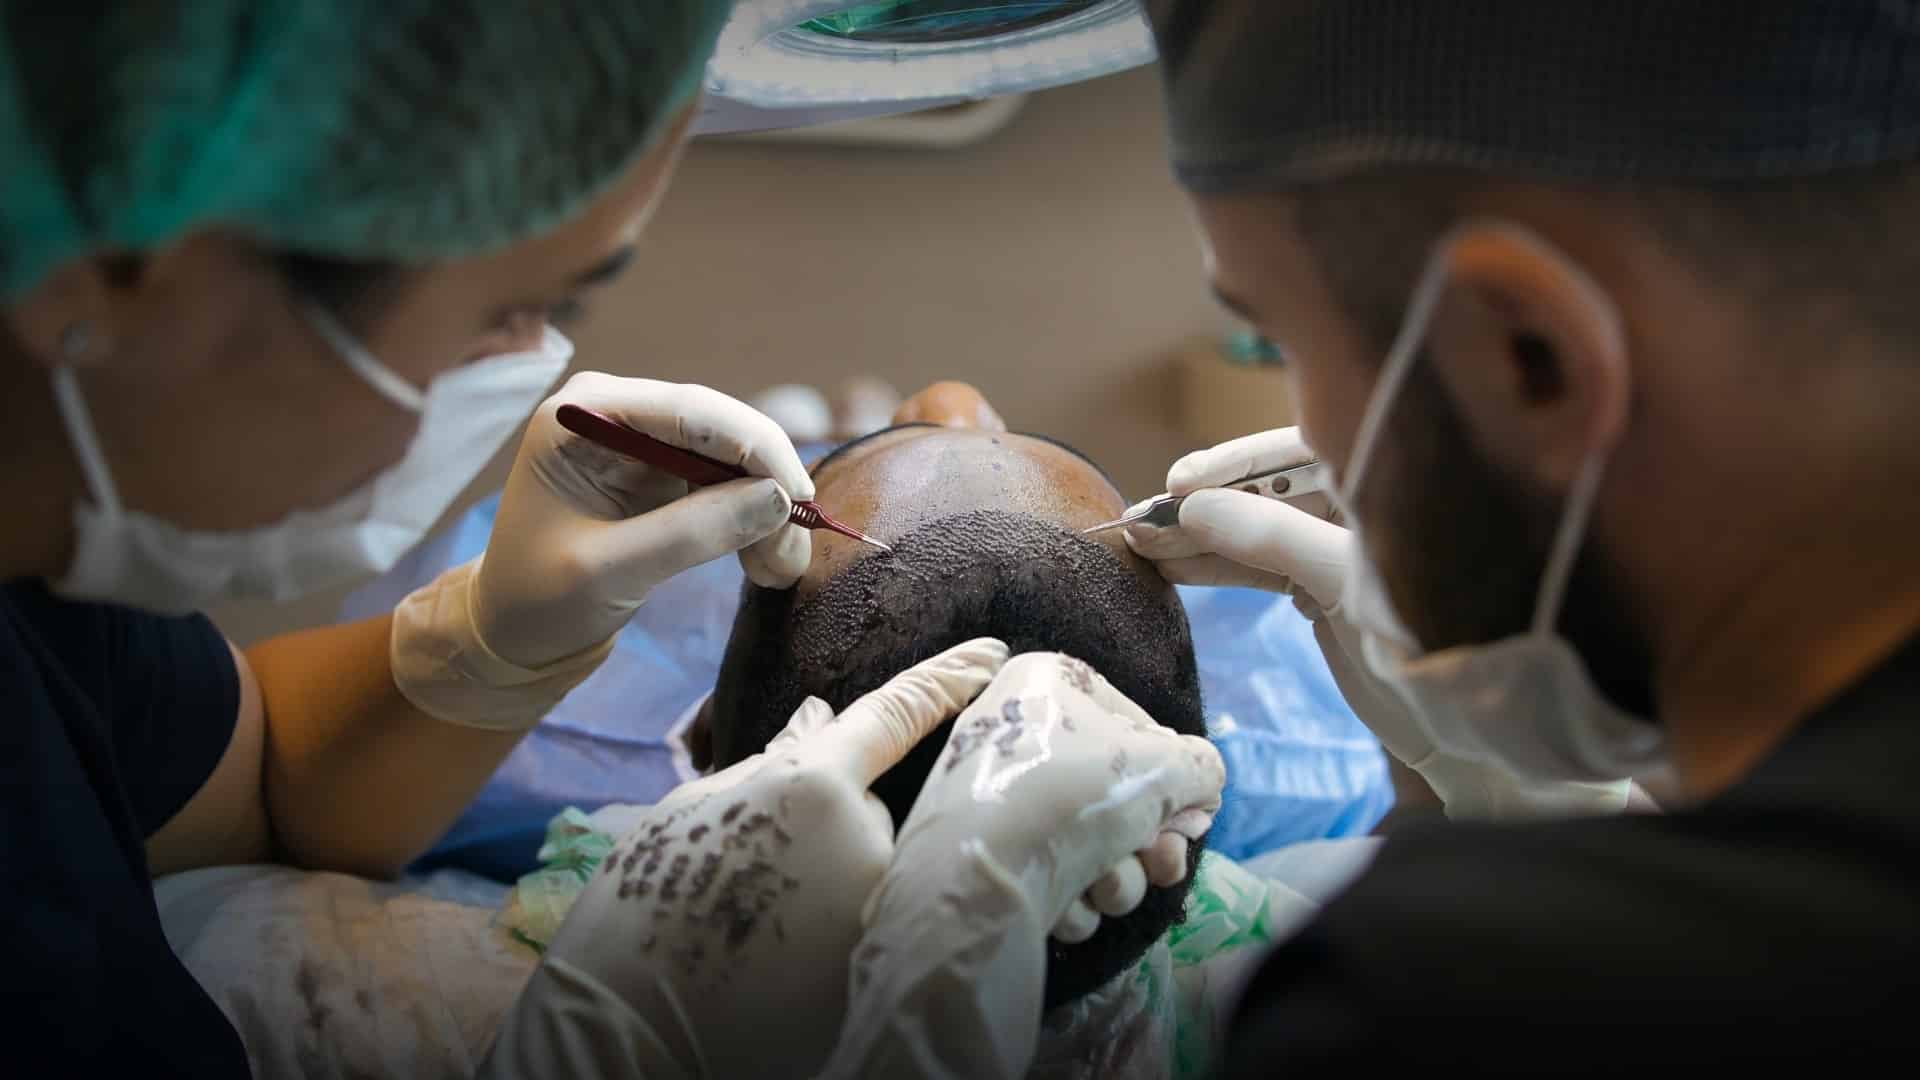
[692,0,1156,135]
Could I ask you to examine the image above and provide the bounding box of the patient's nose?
[893,381,1007,431]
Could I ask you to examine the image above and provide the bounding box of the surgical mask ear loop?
[1337,225,1619,640]
[1530,452,1608,635]
[48,367,124,518]
[298,298,427,414]
[1338,241,1454,501]
[1503,228,1625,638]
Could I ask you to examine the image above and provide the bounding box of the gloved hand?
[1127,427,1631,823]
[1122,426,1348,600]
[391,372,814,730]
[820,653,1227,1080]
[479,639,1010,1080]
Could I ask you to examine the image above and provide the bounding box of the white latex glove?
[820,652,1227,1080]
[1123,427,1349,599]
[391,372,813,730]
[1127,427,1630,822]
[479,638,1010,1080]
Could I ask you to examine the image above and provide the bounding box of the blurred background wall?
[211,68,1288,644]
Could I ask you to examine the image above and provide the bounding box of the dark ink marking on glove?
[294,958,331,1040]
[1060,656,1095,696]
[945,721,989,773]
[688,852,724,900]
[724,810,782,855]
[993,698,1028,760]
[850,940,888,990]
[709,861,791,950]
[659,853,692,901]
[618,827,681,898]
[675,940,708,978]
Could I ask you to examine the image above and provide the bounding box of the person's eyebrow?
[1015,431,1120,492]
[1210,283,1258,322]
[809,422,936,476]
[573,245,638,288]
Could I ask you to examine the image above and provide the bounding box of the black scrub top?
[1224,631,1920,1072]
[0,581,250,1077]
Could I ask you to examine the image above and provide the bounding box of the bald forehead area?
[797,428,1151,601]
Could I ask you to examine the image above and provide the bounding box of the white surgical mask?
[1329,229,1667,783]
[50,302,571,615]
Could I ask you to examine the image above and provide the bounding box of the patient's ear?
[688,698,715,773]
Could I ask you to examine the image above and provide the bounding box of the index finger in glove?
[1145,553,1297,594]
[739,523,812,589]
[1171,489,1353,610]
[578,475,795,597]
[812,637,1011,786]
[769,696,838,752]
[1166,426,1316,497]
[1088,726,1226,850]
[559,373,816,502]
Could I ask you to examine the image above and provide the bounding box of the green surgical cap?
[0,1,734,300]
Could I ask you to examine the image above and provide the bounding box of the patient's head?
[710,382,1206,1011]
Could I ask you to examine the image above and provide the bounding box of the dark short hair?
[710,509,1206,1011]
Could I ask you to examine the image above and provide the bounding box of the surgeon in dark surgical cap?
[1121,0,1920,1070]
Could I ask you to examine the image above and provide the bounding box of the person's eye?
[495,296,588,334]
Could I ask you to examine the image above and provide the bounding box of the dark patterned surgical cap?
[1145,0,1920,193]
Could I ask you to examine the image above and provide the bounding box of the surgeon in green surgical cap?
[0,4,1229,1075]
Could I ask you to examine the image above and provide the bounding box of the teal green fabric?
[1,1,732,299]
[1163,853,1279,1079]
[498,808,617,952]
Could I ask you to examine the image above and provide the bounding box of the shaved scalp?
[710,509,1205,1010]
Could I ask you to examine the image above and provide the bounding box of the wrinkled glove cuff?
[390,558,614,732]
[1412,751,1632,823]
